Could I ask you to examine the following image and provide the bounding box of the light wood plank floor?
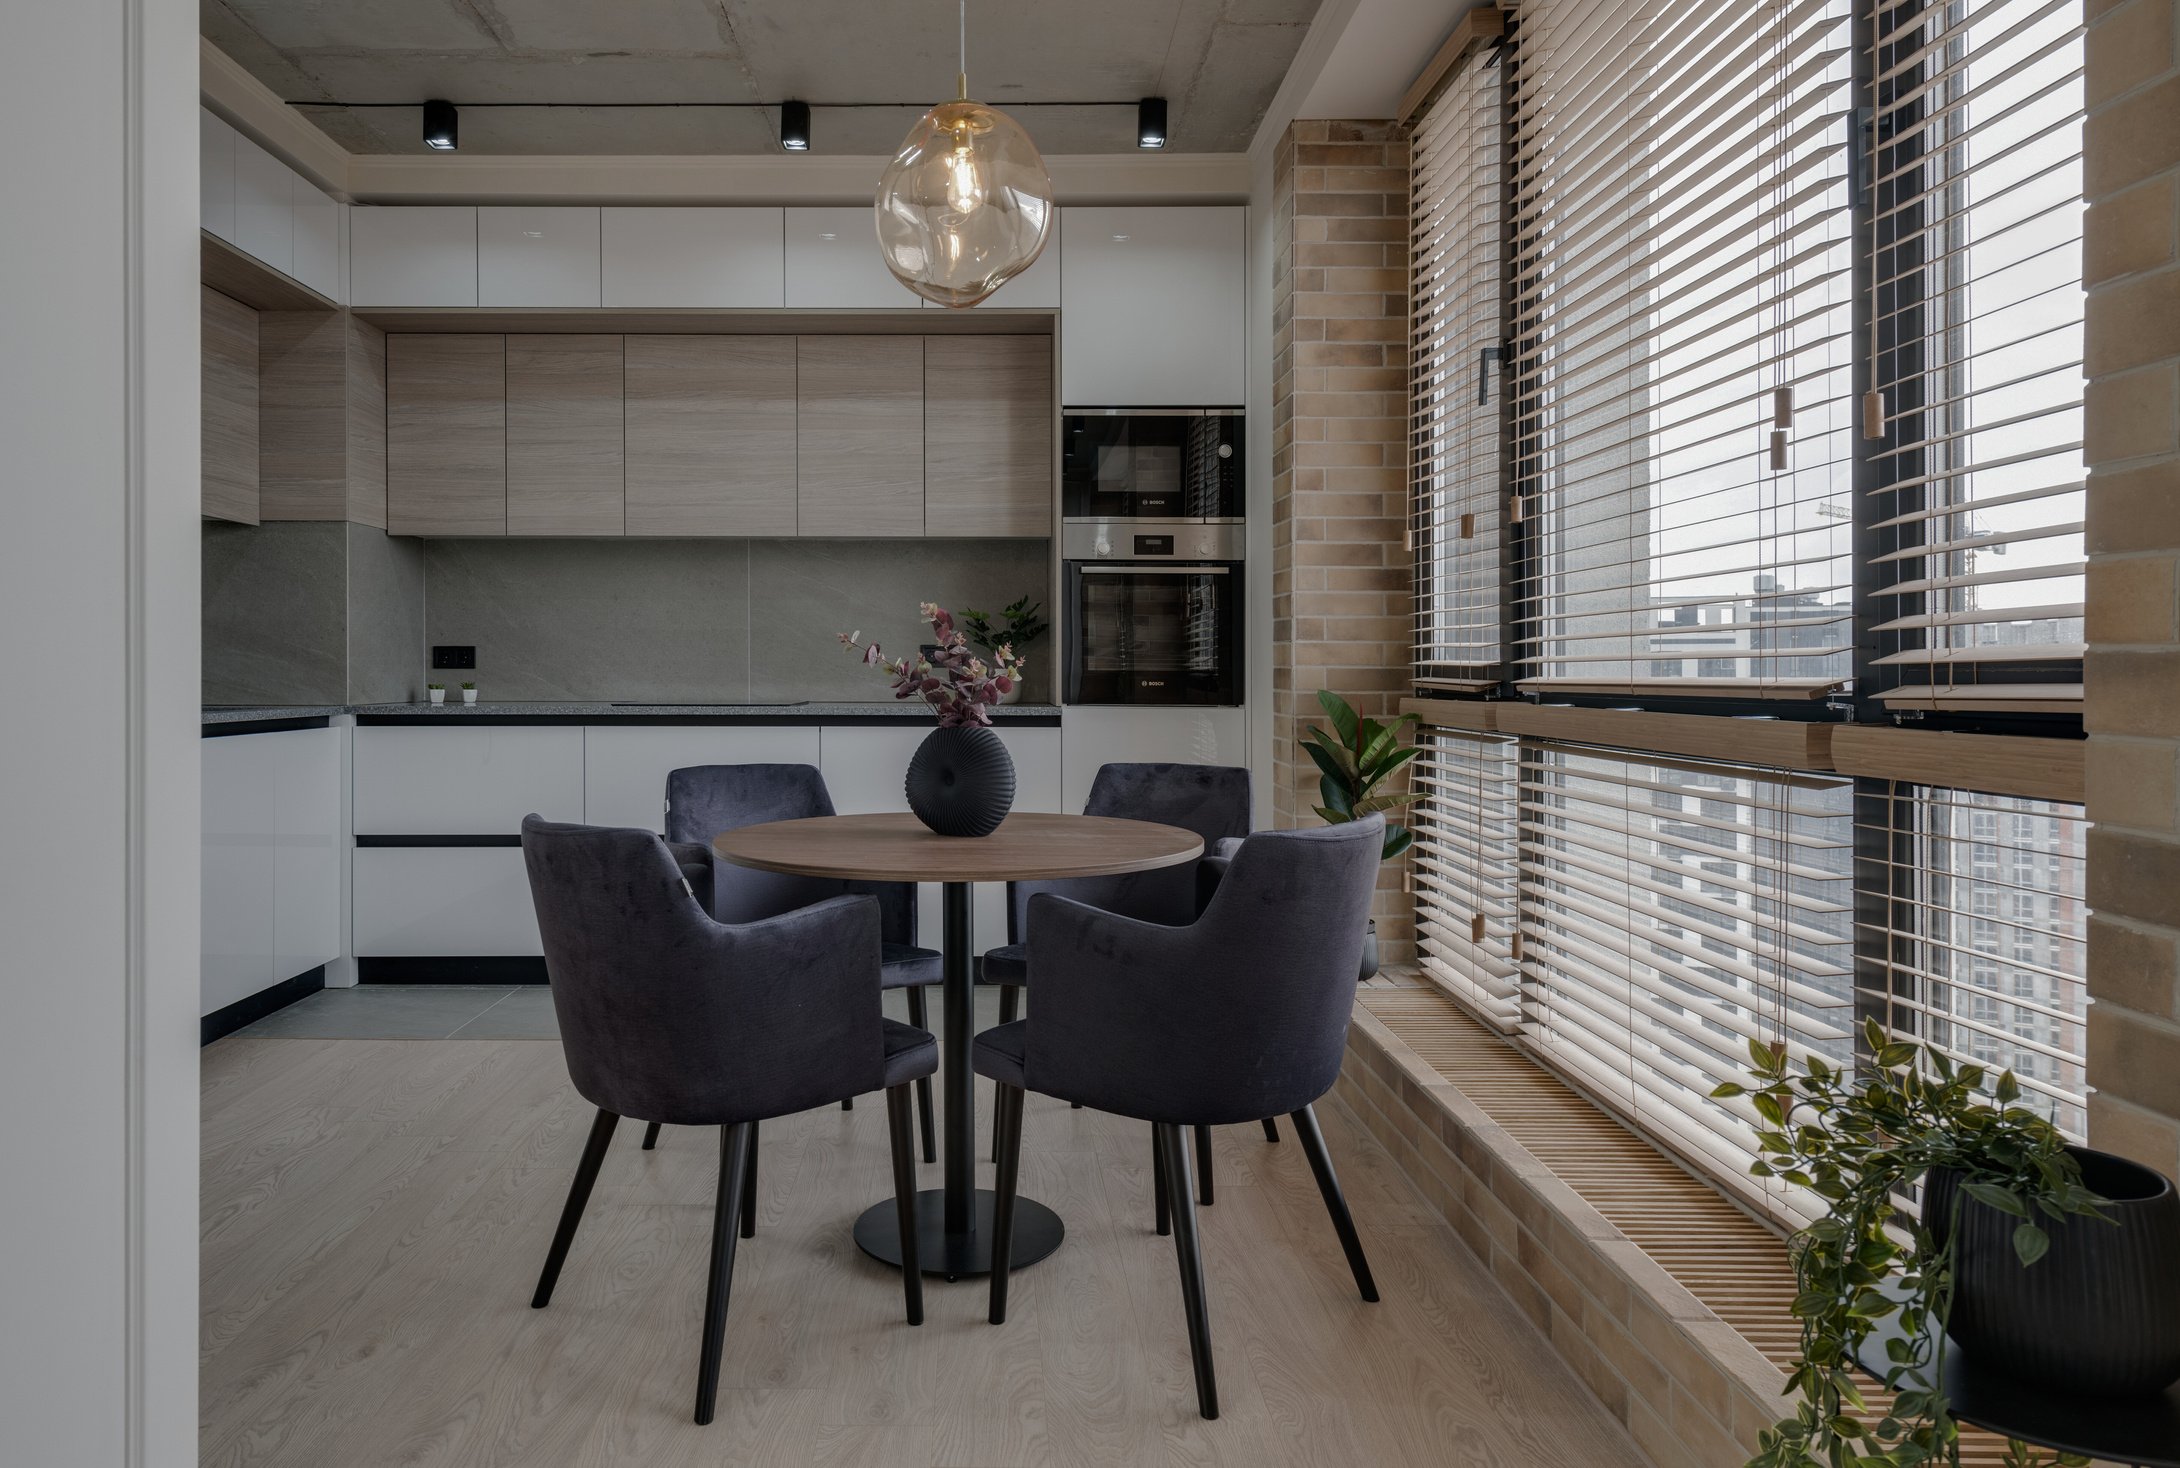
[200,1036,1649,1468]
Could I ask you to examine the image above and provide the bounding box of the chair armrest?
[700,893,889,1116]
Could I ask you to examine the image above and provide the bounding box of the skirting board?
[358,956,549,985]
[201,966,326,1046]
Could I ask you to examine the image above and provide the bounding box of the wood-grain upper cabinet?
[795,336,925,536]
[923,336,1053,536]
[507,336,624,536]
[624,336,796,537]
[387,335,506,536]
[202,286,260,524]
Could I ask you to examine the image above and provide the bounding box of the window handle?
[1478,345,1504,406]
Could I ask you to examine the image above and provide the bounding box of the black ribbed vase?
[904,725,1016,838]
[1928,1146,2180,1397]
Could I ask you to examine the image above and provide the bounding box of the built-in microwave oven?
[1062,409,1243,521]
[1062,520,1244,706]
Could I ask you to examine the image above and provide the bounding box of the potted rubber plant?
[1720,1023,2180,1468]
[1301,689,1422,980]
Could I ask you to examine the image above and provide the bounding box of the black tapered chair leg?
[739,1119,759,1239]
[1261,1117,1280,1143]
[532,1108,619,1309]
[694,1121,754,1425]
[987,1082,1026,1324]
[1290,1103,1379,1303]
[998,984,1020,1025]
[1153,1125,1170,1236]
[841,1097,852,1112]
[884,1084,925,1327]
[905,987,937,1164]
[1195,1123,1215,1206]
[1156,1122,1219,1420]
[642,1120,662,1151]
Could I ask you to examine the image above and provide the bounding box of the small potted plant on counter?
[461,681,478,706]
[427,682,446,706]
[1719,1024,2180,1468]
[960,597,1048,704]
[1302,689,1422,980]
[841,603,1024,837]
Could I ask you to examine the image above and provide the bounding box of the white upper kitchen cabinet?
[289,179,342,302]
[924,207,1061,309]
[349,206,479,307]
[602,207,785,307]
[1060,206,1245,406]
[232,133,294,276]
[784,208,925,309]
[479,206,602,308]
[200,108,237,242]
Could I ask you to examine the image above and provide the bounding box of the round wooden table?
[714,811,1204,1279]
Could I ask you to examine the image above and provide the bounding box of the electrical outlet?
[432,645,476,670]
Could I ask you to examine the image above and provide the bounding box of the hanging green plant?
[1720,1022,2108,1468]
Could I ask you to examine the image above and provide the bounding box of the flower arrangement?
[840,603,1024,729]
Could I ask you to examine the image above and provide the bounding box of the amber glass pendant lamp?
[874,0,1054,307]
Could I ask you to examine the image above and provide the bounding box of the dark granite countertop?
[205,701,1062,729]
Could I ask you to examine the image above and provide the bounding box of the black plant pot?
[904,725,1016,838]
[1928,1145,2180,1397]
[1358,918,1380,983]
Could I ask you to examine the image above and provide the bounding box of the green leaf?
[1994,1071,2020,1104]
[1303,726,1360,781]
[1316,688,1360,749]
[1961,1181,2026,1218]
[2012,1222,2050,1267]
[1300,736,1351,789]
[1363,743,1422,785]
[1712,1082,1747,1098]
[1753,1092,1787,1127]
[1381,826,1414,861]
[1319,775,1354,820]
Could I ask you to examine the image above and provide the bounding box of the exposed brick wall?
[2085,0,2180,1182]
[1270,120,1417,959]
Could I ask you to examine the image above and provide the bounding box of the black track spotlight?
[1137,96,1168,150]
[422,98,459,151]
[780,99,811,152]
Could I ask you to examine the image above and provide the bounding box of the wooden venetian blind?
[1411,41,1508,683]
[1515,740,1855,1225]
[1507,0,1859,696]
[1863,0,2087,712]
[1412,728,1523,1028]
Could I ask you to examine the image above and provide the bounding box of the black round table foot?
[853,1188,1064,1280]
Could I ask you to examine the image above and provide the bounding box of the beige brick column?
[1269,120,1416,959]
[2084,0,2180,1179]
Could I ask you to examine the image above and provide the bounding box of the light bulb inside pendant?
[873,5,1052,307]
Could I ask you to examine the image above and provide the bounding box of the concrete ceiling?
[201,0,1326,156]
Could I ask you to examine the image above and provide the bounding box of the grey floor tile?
[237,985,518,1040]
[447,987,561,1040]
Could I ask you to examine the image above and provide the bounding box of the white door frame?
[0,1,201,1462]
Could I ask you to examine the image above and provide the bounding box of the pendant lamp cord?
[957,0,969,100]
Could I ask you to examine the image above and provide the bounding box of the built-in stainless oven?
[1063,409,1243,521]
[1063,521,1244,706]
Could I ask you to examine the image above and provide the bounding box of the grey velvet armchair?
[520,815,937,1426]
[972,817,1387,1420]
[664,763,941,1162]
[977,761,1257,1187]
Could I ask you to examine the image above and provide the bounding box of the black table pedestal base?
[853,1189,1064,1280]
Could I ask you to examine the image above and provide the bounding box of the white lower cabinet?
[818,724,1062,954]
[1058,705,1249,813]
[201,727,343,1017]
[352,847,542,957]
[584,725,823,833]
[354,726,585,835]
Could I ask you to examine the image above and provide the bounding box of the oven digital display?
[1132,534,1175,556]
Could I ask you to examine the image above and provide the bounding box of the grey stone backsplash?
[423,538,1053,704]
[205,524,1055,707]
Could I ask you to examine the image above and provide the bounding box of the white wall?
[0,0,201,1462]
